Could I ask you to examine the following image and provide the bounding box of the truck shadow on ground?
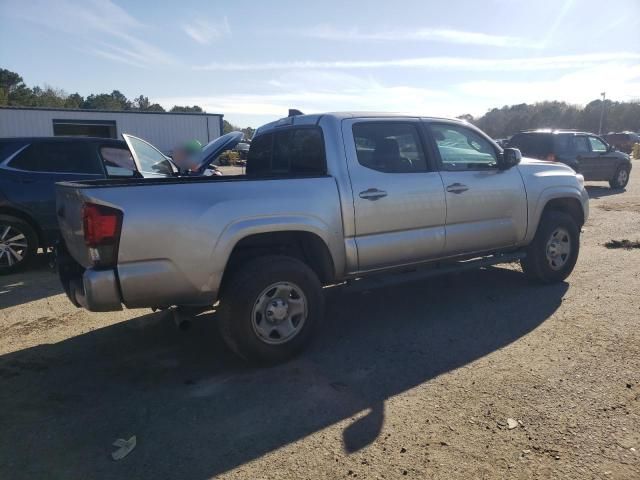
[0,266,567,479]
[585,184,625,199]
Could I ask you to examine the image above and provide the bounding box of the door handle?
[446,183,469,194]
[359,188,388,201]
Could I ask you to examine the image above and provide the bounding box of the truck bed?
[55,174,345,309]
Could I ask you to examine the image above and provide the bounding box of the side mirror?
[499,148,522,170]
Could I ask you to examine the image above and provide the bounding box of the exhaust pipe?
[171,307,192,331]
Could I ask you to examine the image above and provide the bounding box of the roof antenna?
[288,109,304,117]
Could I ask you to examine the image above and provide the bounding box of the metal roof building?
[0,106,224,153]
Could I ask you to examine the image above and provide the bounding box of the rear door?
[1,141,104,237]
[426,122,527,255]
[342,118,446,271]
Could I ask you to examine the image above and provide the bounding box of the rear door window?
[8,142,102,174]
[352,122,428,173]
[0,141,28,163]
[100,146,137,177]
[553,134,574,155]
[574,136,591,154]
[247,127,326,177]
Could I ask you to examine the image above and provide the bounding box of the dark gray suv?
[508,130,632,189]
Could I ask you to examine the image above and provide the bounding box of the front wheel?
[217,255,324,363]
[521,211,580,284]
[609,165,630,189]
[0,215,38,275]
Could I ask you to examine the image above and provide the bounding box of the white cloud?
[196,52,640,72]
[292,25,539,48]
[1,0,174,67]
[457,62,640,105]
[158,62,640,126]
[182,17,231,45]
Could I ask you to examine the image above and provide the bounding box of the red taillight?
[83,203,121,247]
[546,153,557,162]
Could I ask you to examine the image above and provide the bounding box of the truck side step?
[339,251,527,295]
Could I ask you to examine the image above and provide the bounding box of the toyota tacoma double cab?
[55,112,589,363]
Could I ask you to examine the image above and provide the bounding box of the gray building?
[0,106,224,153]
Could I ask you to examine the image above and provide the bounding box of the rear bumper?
[73,269,123,312]
[56,245,123,312]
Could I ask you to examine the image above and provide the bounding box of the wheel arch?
[0,206,43,247]
[219,230,336,294]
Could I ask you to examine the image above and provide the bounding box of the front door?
[342,119,446,272]
[576,135,617,181]
[426,122,527,255]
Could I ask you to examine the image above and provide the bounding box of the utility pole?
[598,91,606,135]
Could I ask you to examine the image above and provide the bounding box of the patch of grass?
[604,239,640,250]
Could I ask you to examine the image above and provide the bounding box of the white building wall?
[0,108,222,153]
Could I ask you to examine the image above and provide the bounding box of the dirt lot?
[1,170,639,479]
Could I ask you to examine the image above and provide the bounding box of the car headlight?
[576,173,585,189]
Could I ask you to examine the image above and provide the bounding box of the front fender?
[525,185,589,244]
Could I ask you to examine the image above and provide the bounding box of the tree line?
[2,67,637,140]
[459,99,640,139]
[0,68,255,138]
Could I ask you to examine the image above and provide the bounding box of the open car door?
[122,134,176,178]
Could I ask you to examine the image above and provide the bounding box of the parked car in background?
[0,137,137,274]
[234,141,250,160]
[603,131,640,154]
[56,112,588,363]
[507,130,632,189]
[0,132,242,274]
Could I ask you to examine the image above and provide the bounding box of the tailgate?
[55,183,94,268]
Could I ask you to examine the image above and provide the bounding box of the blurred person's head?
[173,139,202,171]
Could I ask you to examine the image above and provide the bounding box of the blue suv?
[0,137,140,274]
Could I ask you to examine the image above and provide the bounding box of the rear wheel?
[609,165,630,189]
[0,215,38,275]
[521,211,579,284]
[217,255,324,363]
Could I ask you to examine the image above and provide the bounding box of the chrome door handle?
[359,188,388,201]
[446,183,469,194]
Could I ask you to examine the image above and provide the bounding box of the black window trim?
[425,121,500,172]
[249,125,328,178]
[351,120,435,173]
[2,141,104,176]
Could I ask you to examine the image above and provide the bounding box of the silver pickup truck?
[56,112,589,362]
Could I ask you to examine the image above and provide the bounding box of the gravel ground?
[1,169,639,479]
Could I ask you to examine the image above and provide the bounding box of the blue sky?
[1,0,639,127]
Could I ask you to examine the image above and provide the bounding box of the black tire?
[520,211,580,284]
[609,165,630,189]
[0,215,38,275]
[217,255,324,364]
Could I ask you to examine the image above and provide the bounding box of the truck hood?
[517,156,582,179]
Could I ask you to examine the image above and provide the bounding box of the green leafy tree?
[145,103,165,112]
[241,126,256,139]
[170,105,204,113]
[65,93,84,109]
[223,119,241,134]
